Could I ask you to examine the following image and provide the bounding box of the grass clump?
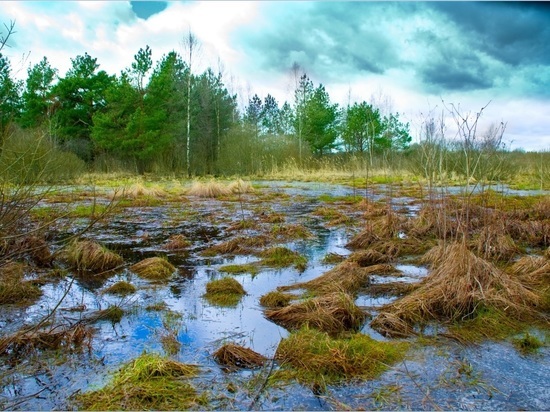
[202,235,270,256]
[259,290,295,308]
[259,247,307,271]
[74,352,204,410]
[0,262,42,305]
[274,327,408,390]
[372,241,540,338]
[103,281,137,296]
[219,264,259,276]
[271,223,315,240]
[322,252,346,264]
[203,277,246,307]
[63,240,124,273]
[131,257,176,281]
[164,234,191,251]
[213,343,267,370]
[91,306,125,324]
[146,301,168,312]
[265,292,366,335]
[513,332,544,355]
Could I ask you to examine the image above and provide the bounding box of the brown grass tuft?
[63,240,124,273]
[187,180,231,198]
[203,235,270,256]
[346,227,381,250]
[227,179,255,194]
[372,241,540,338]
[474,226,520,262]
[0,262,42,305]
[259,290,296,308]
[121,182,167,199]
[213,343,267,369]
[348,249,391,267]
[103,281,137,296]
[164,234,191,251]
[265,292,366,335]
[131,257,175,281]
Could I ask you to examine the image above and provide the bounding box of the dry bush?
[63,240,124,273]
[164,234,191,251]
[131,257,175,281]
[372,242,540,337]
[213,343,267,369]
[265,292,366,335]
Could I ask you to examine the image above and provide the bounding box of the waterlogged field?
[0,180,549,410]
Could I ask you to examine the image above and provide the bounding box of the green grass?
[74,352,206,410]
[274,327,409,390]
[203,277,246,307]
[103,281,137,296]
[259,247,307,272]
[513,332,545,355]
[219,264,259,276]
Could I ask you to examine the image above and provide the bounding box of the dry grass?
[372,241,540,338]
[75,352,204,411]
[213,343,267,369]
[274,327,409,389]
[0,323,93,357]
[265,292,366,335]
[14,235,53,267]
[63,240,124,273]
[346,226,381,250]
[271,223,315,240]
[164,234,191,251]
[280,261,394,295]
[474,226,520,262]
[227,179,255,194]
[348,249,391,266]
[203,277,246,307]
[367,282,420,298]
[202,235,271,256]
[130,257,175,281]
[0,262,42,305]
[259,290,295,308]
[187,179,254,198]
[322,252,346,264]
[120,182,167,199]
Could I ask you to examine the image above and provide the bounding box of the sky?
[1,1,549,151]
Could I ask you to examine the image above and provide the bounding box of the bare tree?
[181,29,201,177]
[0,20,16,52]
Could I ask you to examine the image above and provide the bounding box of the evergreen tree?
[0,53,21,138]
[20,57,57,129]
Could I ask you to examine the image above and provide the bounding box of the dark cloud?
[236,2,550,97]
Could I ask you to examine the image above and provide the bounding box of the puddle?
[1,180,548,411]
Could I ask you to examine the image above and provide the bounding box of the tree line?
[0,43,411,175]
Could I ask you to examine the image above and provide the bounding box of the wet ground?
[1,181,548,410]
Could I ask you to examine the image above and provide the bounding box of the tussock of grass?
[509,256,547,277]
[348,249,391,266]
[103,281,137,296]
[91,306,125,324]
[117,182,167,199]
[227,179,255,194]
[203,277,246,307]
[346,227,381,250]
[213,343,267,369]
[203,235,270,256]
[187,179,254,198]
[513,332,544,355]
[131,257,175,281]
[259,247,307,271]
[0,323,93,356]
[372,242,540,338]
[280,261,394,295]
[313,206,353,226]
[75,352,204,411]
[271,223,315,240]
[63,240,124,273]
[322,252,346,264]
[259,211,285,223]
[274,327,408,389]
[0,262,42,305]
[474,227,520,262]
[265,292,366,335]
[219,264,259,276]
[15,235,52,267]
[259,290,295,308]
[164,234,191,251]
[146,301,168,312]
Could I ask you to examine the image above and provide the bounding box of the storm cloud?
[236,2,550,97]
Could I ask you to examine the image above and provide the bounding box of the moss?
[259,247,307,272]
[103,281,137,296]
[131,257,176,281]
[203,277,246,307]
[274,327,409,390]
[219,264,259,276]
[512,332,545,355]
[74,352,206,410]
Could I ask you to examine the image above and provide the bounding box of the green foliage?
[0,53,21,136]
[341,101,382,154]
[20,57,57,129]
[513,332,544,355]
